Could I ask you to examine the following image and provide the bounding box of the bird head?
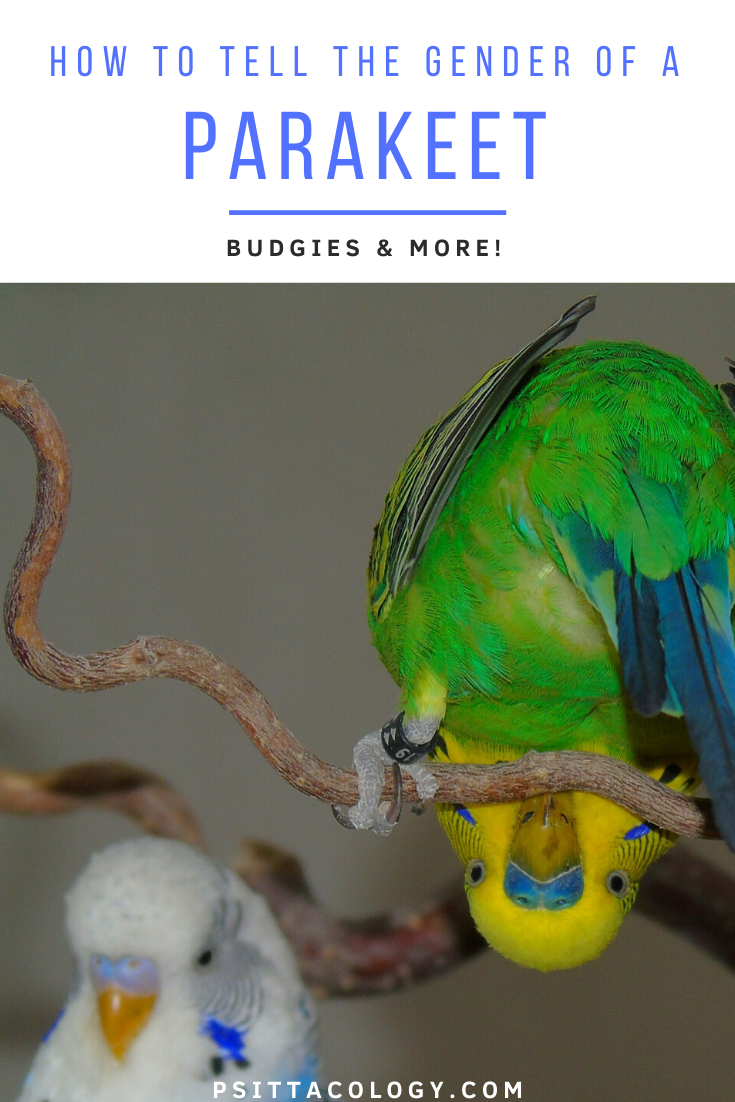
[63,837,309,1069]
[436,770,691,971]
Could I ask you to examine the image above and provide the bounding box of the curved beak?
[97,986,157,1060]
[504,793,584,910]
[91,955,159,1061]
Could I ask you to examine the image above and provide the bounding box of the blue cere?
[456,805,476,826]
[624,822,652,840]
[503,863,584,910]
[203,1016,247,1061]
[90,953,159,996]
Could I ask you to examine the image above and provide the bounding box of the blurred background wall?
[1,284,734,1098]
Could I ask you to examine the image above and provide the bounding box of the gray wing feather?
[371,296,596,612]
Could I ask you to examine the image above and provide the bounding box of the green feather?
[368,331,735,768]
[368,297,596,620]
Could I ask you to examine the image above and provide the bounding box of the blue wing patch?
[203,1016,247,1062]
[614,559,667,716]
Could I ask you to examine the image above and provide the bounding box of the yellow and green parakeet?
[339,298,735,971]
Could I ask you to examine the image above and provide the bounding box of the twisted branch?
[235,838,486,997]
[4,760,734,990]
[0,758,483,993]
[0,374,719,838]
[0,759,205,848]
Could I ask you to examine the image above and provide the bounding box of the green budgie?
[336,298,735,970]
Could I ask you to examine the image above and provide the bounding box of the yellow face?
[436,758,697,972]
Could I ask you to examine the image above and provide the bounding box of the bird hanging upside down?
[336,297,735,970]
[18,838,319,1101]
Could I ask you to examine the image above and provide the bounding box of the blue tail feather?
[651,561,735,847]
[614,559,667,716]
[553,508,735,846]
[555,507,735,847]
[689,556,735,717]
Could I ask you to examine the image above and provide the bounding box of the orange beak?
[90,954,160,1062]
[97,986,158,1061]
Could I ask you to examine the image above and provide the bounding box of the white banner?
[0,0,727,281]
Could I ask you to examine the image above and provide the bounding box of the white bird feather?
[17,837,320,1102]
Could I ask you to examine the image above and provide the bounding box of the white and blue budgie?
[17,837,320,1102]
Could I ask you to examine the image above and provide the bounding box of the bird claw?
[385,762,403,825]
[332,766,402,830]
[331,804,357,829]
[332,724,438,835]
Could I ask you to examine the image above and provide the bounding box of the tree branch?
[0,374,719,838]
[0,759,205,848]
[636,845,735,970]
[234,839,486,997]
[3,758,735,990]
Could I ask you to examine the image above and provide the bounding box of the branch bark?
[235,839,486,997]
[0,374,720,839]
[636,845,735,970]
[0,760,205,848]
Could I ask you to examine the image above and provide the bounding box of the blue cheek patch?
[624,823,652,840]
[203,1016,247,1062]
[456,805,476,826]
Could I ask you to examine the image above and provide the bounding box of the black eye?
[198,949,213,966]
[467,860,486,886]
[606,870,631,898]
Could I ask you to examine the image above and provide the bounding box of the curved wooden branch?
[636,845,735,969]
[0,762,206,846]
[0,760,205,848]
[0,374,719,839]
[235,839,485,997]
[3,759,734,989]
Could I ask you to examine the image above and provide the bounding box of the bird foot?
[332,716,439,835]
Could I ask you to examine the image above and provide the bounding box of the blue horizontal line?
[228,209,506,216]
